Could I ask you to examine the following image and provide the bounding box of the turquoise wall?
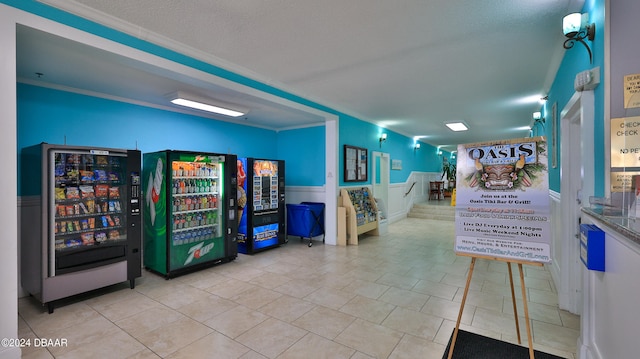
[16,82,425,194]
[277,126,325,186]
[338,115,443,186]
[543,0,605,194]
[17,83,326,194]
[17,84,279,156]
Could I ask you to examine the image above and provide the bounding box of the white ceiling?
[21,0,585,151]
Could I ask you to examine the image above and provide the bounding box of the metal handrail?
[404,181,417,197]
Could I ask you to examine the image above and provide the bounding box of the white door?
[372,151,390,218]
[558,90,595,314]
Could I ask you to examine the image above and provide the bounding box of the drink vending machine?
[143,150,238,278]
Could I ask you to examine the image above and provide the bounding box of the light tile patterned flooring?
[18,217,579,358]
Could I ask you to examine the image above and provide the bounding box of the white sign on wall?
[624,73,640,109]
[454,136,551,263]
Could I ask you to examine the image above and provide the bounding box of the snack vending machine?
[20,143,142,313]
[143,150,237,278]
[236,158,285,254]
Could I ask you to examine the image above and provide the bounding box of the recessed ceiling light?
[445,122,468,132]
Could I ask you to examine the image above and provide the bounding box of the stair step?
[408,202,455,221]
[407,212,454,221]
[411,205,454,211]
[413,202,454,208]
[410,207,454,214]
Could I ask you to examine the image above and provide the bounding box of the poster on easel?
[454,136,551,264]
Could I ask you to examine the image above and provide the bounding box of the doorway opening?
[372,151,390,224]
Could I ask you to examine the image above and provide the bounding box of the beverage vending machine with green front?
[143,150,238,278]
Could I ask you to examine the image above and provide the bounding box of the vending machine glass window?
[169,158,224,267]
[20,143,142,313]
[51,150,129,274]
[143,151,238,278]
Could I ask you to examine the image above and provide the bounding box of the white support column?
[0,4,20,359]
[324,116,338,245]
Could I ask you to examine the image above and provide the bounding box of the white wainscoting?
[548,190,564,307]
[388,183,407,223]
[549,189,581,315]
[386,172,440,223]
[285,186,326,205]
[17,196,39,298]
[284,186,332,244]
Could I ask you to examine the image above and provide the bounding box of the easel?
[447,253,543,359]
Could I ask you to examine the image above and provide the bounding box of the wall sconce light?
[414,143,421,153]
[437,150,442,156]
[563,13,596,64]
[379,133,387,148]
[532,111,545,130]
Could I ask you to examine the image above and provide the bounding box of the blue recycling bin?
[286,202,325,247]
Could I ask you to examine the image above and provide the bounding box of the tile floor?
[18,216,579,359]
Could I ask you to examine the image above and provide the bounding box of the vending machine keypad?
[130,172,141,215]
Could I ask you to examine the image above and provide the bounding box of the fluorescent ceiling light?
[167,91,248,117]
[445,122,468,131]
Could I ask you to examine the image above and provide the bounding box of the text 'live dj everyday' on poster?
[454,136,551,264]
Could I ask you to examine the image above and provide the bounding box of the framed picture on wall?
[344,144,368,182]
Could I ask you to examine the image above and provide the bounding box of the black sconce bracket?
[563,23,595,64]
